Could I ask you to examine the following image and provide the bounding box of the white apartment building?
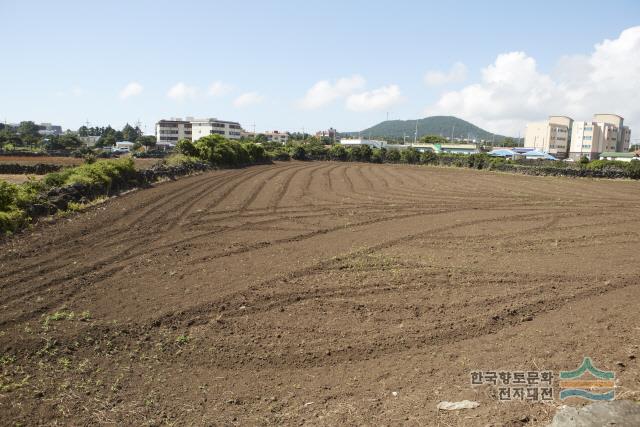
[191,118,243,140]
[593,114,626,151]
[525,113,631,160]
[523,116,572,159]
[241,130,289,144]
[155,118,193,147]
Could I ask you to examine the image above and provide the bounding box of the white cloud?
[119,82,143,99]
[208,81,233,96]
[425,26,640,135]
[424,62,467,86]
[233,92,264,108]
[346,85,403,112]
[298,75,365,109]
[167,82,197,101]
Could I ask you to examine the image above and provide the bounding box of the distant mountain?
[344,116,509,142]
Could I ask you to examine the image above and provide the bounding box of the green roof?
[600,152,636,158]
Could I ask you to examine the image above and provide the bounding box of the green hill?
[345,116,508,142]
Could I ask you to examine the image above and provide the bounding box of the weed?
[57,357,72,370]
[42,310,75,327]
[0,355,16,365]
[0,374,29,393]
[175,335,190,345]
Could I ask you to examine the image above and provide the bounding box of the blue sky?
[1,0,640,137]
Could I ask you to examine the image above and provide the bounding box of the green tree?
[254,134,268,144]
[386,149,401,162]
[350,145,372,162]
[328,144,348,161]
[371,147,385,163]
[401,147,420,164]
[138,135,157,150]
[420,150,438,164]
[420,135,448,145]
[17,121,40,138]
[176,139,198,157]
[121,123,142,142]
[290,144,307,160]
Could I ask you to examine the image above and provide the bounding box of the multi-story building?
[316,127,337,141]
[593,114,625,151]
[190,118,243,140]
[523,116,572,159]
[525,113,631,160]
[241,130,289,144]
[569,121,603,160]
[155,118,192,147]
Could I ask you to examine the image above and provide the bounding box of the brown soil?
[0,156,84,166]
[1,162,639,426]
[0,174,42,184]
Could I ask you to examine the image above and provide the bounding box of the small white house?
[115,141,135,152]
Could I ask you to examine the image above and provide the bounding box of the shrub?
[269,149,291,161]
[0,181,18,211]
[350,145,373,162]
[419,151,437,164]
[175,139,198,157]
[164,154,200,167]
[290,145,308,160]
[328,144,348,161]
[242,142,269,163]
[386,149,401,162]
[371,148,385,163]
[400,147,420,164]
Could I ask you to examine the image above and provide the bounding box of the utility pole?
[413,120,418,145]
[451,125,455,141]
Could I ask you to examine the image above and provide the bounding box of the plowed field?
[1,162,639,425]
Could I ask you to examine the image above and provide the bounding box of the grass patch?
[175,335,190,345]
[42,310,75,327]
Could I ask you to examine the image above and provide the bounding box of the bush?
[400,147,419,164]
[328,144,348,161]
[269,149,291,161]
[164,154,200,167]
[242,142,269,163]
[386,149,401,162]
[175,139,198,157]
[419,150,437,164]
[41,158,135,190]
[290,145,308,160]
[371,148,385,163]
[350,145,373,162]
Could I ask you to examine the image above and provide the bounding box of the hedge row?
[175,135,270,166]
[0,156,212,235]
[276,143,640,179]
